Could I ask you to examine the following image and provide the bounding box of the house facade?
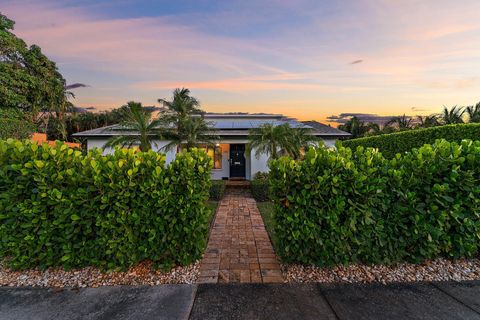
[73,113,350,180]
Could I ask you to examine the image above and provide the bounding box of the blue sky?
[3,0,480,123]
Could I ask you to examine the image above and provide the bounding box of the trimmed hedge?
[341,124,480,158]
[251,172,270,202]
[209,180,226,201]
[270,139,480,266]
[0,139,212,270]
[0,118,36,140]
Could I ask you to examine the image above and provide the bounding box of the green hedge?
[0,139,212,270]
[0,118,36,140]
[269,139,480,266]
[209,180,226,201]
[341,124,480,158]
[251,172,270,202]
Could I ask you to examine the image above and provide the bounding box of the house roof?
[73,114,350,138]
[302,121,351,136]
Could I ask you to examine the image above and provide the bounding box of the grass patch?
[256,201,280,253]
[206,201,218,222]
[202,201,218,252]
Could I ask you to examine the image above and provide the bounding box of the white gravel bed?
[0,260,199,288]
[282,258,480,284]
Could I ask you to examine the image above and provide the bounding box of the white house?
[73,113,350,180]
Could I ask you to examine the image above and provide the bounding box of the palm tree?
[285,125,318,159]
[247,123,316,160]
[158,88,203,129]
[104,101,164,152]
[466,102,480,123]
[385,114,413,131]
[416,115,440,128]
[440,106,465,124]
[163,116,219,151]
[157,88,217,150]
[338,116,369,138]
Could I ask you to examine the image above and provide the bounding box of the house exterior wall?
[84,137,339,180]
[322,139,336,148]
[86,138,177,163]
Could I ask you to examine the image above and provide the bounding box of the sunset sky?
[3,0,480,123]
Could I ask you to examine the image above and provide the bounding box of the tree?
[284,125,318,159]
[416,115,440,128]
[0,13,68,115]
[440,106,465,124]
[466,102,480,123]
[157,88,217,150]
[338,116,369,138]
[104,102,165,152]
[385,114,413,131]
[247,123,317,160]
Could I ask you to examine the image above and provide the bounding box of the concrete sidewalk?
[2,281,480,319]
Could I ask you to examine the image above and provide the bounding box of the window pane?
[214,146,222,169]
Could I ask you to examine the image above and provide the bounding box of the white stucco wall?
[250,149,270,178]
[86,138,176,163]
[322,139,336,148]
[85,137,340,180]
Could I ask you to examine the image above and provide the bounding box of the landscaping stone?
[0,285,196,320]
[283,258,480,284]
[198,189,283,283]
[320,282,480,320]
[190,283,336,320]
[0,260,199,287]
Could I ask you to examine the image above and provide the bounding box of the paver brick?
[197,189,283,283]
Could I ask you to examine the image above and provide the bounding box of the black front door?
[229,144,246,178]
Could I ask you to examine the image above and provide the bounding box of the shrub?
[0,118,36,140]
[0,139,212,270]
[269,140,480,266]
[251,172,270,202]
[209,180,226,201]
[0,108,36,140]
[341,123,480,158]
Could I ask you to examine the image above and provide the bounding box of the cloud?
[3,0,480,119]
[132,75,376,93]
[65,83,89,89]
[327,113,399,125]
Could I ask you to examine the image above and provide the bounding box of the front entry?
[229,144,246,178]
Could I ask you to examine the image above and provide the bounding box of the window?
[206,146,222,169]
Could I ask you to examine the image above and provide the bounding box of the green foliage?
[0,108,36,139]
[104,101,165,152]
[251,172,270,202]
[269,140,480,266]
[46,106,133,142]
[0,13,67,114]
[209,180,226,201]
[0,119,36,140]
[341,123,480,159]
[247,123,317,160]
[158,88,218,151]
[0,139,212,270]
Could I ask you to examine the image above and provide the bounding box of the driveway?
[2,281,480,319]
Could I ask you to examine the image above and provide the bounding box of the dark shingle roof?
[302,121,351,137]
[73,114,351,138]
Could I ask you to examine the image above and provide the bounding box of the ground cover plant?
[0,139,212,270]
[270,139,480,266]
[251,172,270,202]
[209,180,226,201]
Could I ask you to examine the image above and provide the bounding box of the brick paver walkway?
[198,189,283,283]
